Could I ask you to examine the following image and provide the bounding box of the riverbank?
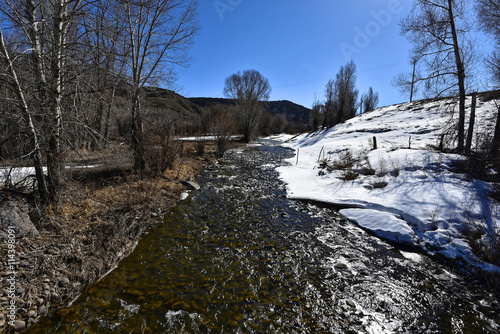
[0,151,216,332]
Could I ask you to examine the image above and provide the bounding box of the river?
[30,141,499,333]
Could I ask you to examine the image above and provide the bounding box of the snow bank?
[339,208,418,247]
[275,95,500,272]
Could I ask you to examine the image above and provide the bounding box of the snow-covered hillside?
[274,93,500,272]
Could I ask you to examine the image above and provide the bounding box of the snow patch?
[340,209,418,247]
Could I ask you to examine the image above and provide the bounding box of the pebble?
[59,277,70,287]
[359,270,370,276]
[38,305,48,316]
[334,263,349,270]
[14,320,26,331]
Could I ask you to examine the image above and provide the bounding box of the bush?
[143,131,181,177]
[461,208,500,267]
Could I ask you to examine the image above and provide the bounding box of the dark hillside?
[266,100,310,123]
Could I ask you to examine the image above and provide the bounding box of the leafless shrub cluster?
[318,149,359,181]
[142,109,183,177]
[459,195,500,270]
[209,107,238,157]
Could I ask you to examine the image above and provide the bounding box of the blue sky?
[175,0,417,108]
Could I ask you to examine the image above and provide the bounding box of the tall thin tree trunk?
[46,0,71,201]
[410,60,416,103]
[0,28,49,201]
[131,88,145,173]
[103,85,117,142]
[448,0,467,153]
[465,92,477,156]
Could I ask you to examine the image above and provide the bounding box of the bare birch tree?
[0,0,87,201]
[0,27,49,199]
[395,0,473,153]
[223,69,272,142]
[119,0,199,173]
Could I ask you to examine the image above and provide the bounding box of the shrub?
[461,207,500,267]
[333,149,355,170]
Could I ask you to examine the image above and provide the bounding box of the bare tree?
[1,0,87,201]
[223,69,272,142]
[323,60,358,128]
[310,96,324,132]
[477,0,500,82]
[209,106,237,156]
[119,0,199,173]
[322,79,336,129]
[395,0,473,153]
[79,0,127,149]
[335,60,359,124]
[362,87,380,113]
[0,27,49,199]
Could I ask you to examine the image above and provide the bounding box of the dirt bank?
[0,154,215,332]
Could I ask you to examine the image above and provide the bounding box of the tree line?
[0,0,199,202]
[308,60,380,132]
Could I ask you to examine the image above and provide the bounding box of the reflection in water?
[31,142,499,333]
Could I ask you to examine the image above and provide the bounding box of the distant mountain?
[266,100,311,123]
[141,87,311,125]
[187,97,311,124]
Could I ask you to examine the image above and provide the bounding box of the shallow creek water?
[31,141,498,333]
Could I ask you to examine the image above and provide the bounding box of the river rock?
[334,263,349,270]
[181,180,200,190]
[14,320,26,331]
[0,200,39,240]
[38,305,48,316]
[58,277,70,287]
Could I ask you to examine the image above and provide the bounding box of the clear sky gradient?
[175,0,419,109]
